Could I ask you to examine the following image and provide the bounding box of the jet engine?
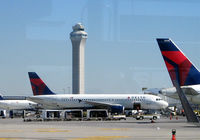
[110,105,124,114]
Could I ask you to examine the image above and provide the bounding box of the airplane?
[156,38,200,104]
[0,94,37,110]
[27,72,168,114]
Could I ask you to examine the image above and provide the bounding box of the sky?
[1,0,200,96]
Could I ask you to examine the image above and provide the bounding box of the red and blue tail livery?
[28,72,55,96]
[157,38,200,86]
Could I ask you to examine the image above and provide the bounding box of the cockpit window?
[156,98,163,101]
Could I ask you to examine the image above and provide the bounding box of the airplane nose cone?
[162,101,169,109]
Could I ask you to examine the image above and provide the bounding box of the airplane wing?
[78,99,122,108]
[181,87,199,96]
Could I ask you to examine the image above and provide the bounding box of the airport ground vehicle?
[112,115,126,120]
[87,109,108,120]
[125,110,143,116]
[23,109,126,121]
[134,113,160,120]
[194,110,200,118]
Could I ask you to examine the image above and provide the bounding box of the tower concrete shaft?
[70,23,87,94]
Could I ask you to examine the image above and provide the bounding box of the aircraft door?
[133,102,141,110]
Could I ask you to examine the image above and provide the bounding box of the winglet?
[156,38,200,86]
[28,72,56,96]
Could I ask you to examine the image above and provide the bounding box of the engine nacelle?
[160,87,176,96]
[110,105,124,114]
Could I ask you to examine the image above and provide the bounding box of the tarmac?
[0,116,199,140]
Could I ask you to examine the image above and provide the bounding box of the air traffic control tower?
[70,23,87,94]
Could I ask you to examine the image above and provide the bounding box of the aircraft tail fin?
[0,95,3,100]
[157,38,200,86]
[28,72,56,96]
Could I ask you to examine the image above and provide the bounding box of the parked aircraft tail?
[157,38,200,86]
[28,72,56,95]
[0,95,3,100]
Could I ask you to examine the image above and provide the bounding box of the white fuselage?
[160,85,200,104]
[0,100,37,110]
[27,94,168,110]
